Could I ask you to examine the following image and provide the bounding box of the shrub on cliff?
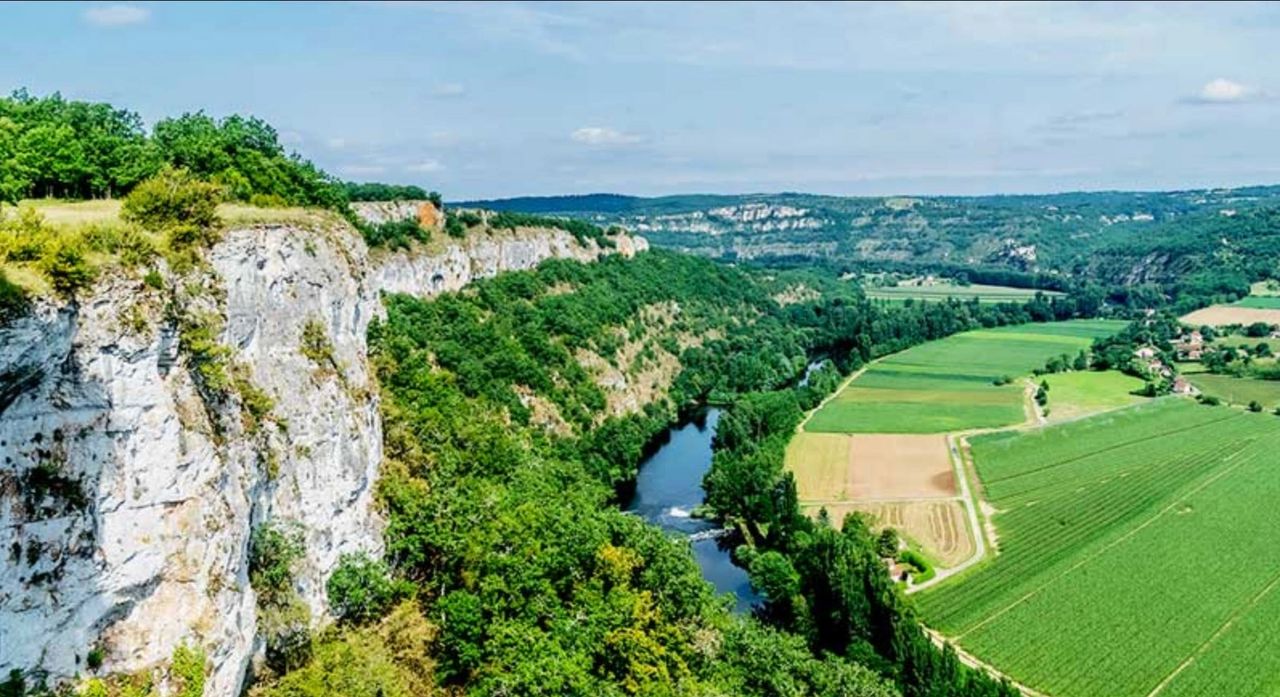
[360,217,428,250]
[0,270,28,322]
[327,553,411,624]
[122,167,223,250]
[249,521,305,603]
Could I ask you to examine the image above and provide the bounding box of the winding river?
[624,408,761,612]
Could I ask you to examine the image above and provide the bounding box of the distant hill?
[460,187,1280,310]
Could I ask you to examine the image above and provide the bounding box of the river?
[623,408,761,612]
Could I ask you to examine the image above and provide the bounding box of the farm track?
[923,629,1047,697]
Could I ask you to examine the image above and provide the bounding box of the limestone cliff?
[0,218,645,694]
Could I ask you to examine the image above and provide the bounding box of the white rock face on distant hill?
[0,217,645,695]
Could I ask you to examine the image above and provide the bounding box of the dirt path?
[1024,378,1047,425]
[795,361,873,433]
[907,434,986,591]
[923,629,1048,697]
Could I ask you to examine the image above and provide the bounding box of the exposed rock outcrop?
[0,218,646,695]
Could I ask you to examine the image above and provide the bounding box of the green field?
[918,399,1280,696]
[1041,370,1145,421]
[804,320,1125,433]
[865,282,1063,304]
[1187,373,1280,409]
[1233,296,1280,309]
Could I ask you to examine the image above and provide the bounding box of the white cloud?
[432,83,466,98]
[279,131,305,146]
[82,4,151,27]
[407,160,443,173]
[1191,78,1259,104]
[570,126,642,146]
[326,137,347,149]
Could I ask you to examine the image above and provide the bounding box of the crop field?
[1040,370,1145,422]
[865,282,1063,304]
[1181,304,1280,326]
[917,399,1280,697]
[1186,373,1280,409]
[787,433,953,502]
[810,500,974,568]
[804,320,1125,433]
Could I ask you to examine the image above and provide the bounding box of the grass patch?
[1186,373,1280,409]
[1040,370,1146,422]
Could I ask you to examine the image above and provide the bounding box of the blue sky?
[4,1,1280,199]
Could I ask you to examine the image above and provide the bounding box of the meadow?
[865,282,1063,304]
[1186,373,1280,409]
[804,320,1125,434]
[1040,370,1145,422]
[917,399,1280,697]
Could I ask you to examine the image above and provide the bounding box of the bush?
[897,549,935,583]
[360,217,427,250]
[326,553,410,624]
[444,213,467,239]
[875,528,899,558]
[40,237,96,296]
[170,644,206,697]
[249,521,305,604]
[86,645,105,671]
[249,193,289,208]
[1248,400,1264,412]
[0,271,28,323]
[122,167,224,249]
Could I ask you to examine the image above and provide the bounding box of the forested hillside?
[229,245,1104,696]
[461,190,1280,313]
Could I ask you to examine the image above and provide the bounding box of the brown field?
[1180,305,1280,326]
[786,432,954,502]
[806,500,975,567]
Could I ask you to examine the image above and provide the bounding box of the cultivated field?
[1181,304,1280,326]
[804,320,1125,433]
[865,282,1063,304]
[787,433,954,502]
[814,500,975,568]
[917,399,1280,697]
[1186,373,1280,409]
[1040,370,1145,422]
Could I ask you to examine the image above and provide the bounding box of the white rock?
[0,219,645,695]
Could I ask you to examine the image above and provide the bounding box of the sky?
[4,1,1280,199]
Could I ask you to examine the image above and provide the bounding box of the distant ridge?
[451,193,643,214]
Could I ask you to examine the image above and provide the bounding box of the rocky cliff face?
[0,219,645,694]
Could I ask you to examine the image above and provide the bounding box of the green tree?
[326,553,409,624]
